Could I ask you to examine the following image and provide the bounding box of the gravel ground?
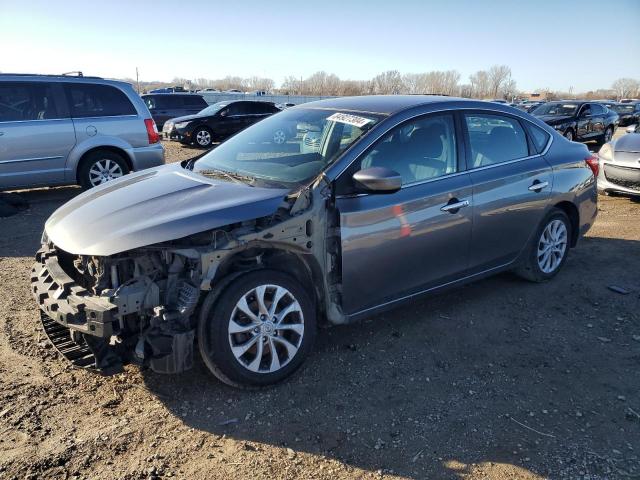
[0,139,639,479]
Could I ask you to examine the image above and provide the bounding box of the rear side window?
[66,83,136,117]
[465,114,529,167]
[0,82,61,121]
[183,95,207,107]
[527,123,551,153]
[591,104,605,115]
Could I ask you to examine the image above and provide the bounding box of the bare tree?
[488,65,512,98]
[371,70,403,94]
[612,78,640,100]
[469,70,490,98]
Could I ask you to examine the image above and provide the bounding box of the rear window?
[66,83,136,117]
[465,113,529,167]
[183,95,207,107]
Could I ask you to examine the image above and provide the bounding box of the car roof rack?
[0,72,103,79]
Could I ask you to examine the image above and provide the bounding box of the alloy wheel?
[227,284,304,373]
[604,128,613,143]
[273,129,287,144]
[564,130,573,141]
[88,159,124,186]
[537,219,568,274]
[196,129,212,146]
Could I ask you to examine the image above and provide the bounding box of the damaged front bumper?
[31,243,197,375]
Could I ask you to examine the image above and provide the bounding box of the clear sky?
[1,0,638,92]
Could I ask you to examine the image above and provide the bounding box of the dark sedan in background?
[163,100,281,148]
[531,101,618,144]
[604,102,640,127]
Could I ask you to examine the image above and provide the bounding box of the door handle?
[528,180,549,192]
[441,199,470,213]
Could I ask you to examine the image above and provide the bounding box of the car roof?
[0,73,131,88]
[297,95,468,115]
[142,93,203,97]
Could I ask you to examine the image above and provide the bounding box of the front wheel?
[515,209,571,282]
[198,270,316,388]
[193,127,213,148]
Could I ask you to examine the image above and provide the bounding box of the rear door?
[0,81,76,189]
[336,112,473,315]
[463,112,553,273]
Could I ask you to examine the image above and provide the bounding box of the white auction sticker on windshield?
[327,112,372,128]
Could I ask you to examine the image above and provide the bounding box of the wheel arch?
[552,201,579,247]
[211,246,327,320]
[74,146,134,184]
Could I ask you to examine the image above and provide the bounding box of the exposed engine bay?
[31,182,344,375]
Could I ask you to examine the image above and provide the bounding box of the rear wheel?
[198,270,316,388]
[602,126,613,144]
[515,209,571,282]
[564,129,574,141]
[78,150,129,189]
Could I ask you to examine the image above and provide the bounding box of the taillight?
[585,154,599,177]
[144,118,160,144]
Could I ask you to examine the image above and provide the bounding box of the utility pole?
[136,67,140,94]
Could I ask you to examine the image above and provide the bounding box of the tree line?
[130,67,640,101]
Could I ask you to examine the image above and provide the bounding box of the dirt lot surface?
[1,140,639,480]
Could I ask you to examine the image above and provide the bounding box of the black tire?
[515,208,572,283]
[192,127,213,148]
[563,129,575,141]
[600,126,614,145]
[78,150,130,190]
[198,269,316,388]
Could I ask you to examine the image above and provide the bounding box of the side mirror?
[352,167,402,193]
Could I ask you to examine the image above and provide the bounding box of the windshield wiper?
[198,168,256,186]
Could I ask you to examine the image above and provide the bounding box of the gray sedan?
[32,96,597,387]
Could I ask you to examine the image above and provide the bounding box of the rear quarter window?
[66,84,136,117]
[527,123,551,153]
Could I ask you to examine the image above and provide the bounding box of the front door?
[336,112,473,315]
[576,104,593,140]
[0,82,75,189]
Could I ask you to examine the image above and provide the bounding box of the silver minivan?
[0,74,164,190]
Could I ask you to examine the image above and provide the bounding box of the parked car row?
[529,101,619,144]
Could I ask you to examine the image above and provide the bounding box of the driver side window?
[358,114,458,186]
[580,105,591,116]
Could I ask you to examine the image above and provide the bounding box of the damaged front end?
[31,242,200,375]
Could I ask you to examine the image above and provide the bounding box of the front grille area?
[603,164,640,191]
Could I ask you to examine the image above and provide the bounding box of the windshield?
[193,108,381,188]
[531,103,579,116]
[198,101,229,116]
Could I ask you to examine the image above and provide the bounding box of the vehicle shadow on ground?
[0,187,78,258]
[142,236,640,479]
